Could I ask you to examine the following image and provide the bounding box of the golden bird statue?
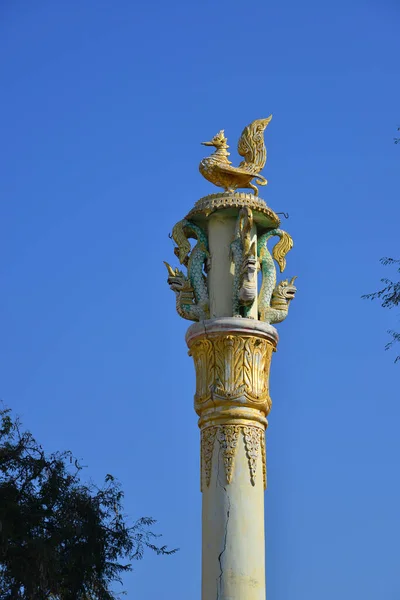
[199,116,272,196]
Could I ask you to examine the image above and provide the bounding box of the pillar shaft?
[186,318,278,600]
[208,213,236,318]
[202,425,266,599]
[165,148,296,597]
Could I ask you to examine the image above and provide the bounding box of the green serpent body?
[171,219,209,321]
[257,229,294,324]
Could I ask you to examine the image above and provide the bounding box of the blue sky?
[1,1,399,598]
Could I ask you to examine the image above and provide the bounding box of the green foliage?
[0,406,177,599]
[362,258,400,363]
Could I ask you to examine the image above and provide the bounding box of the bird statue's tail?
[254,174,267,186]
[237,116,272,174]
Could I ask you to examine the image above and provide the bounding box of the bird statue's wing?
[214,162,259,177]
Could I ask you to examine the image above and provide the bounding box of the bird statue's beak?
[201,141,214,146]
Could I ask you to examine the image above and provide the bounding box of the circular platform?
[185,192,280,231]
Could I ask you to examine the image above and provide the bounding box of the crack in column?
[216,441,231,600]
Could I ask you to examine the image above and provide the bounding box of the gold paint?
[185,192,280,231]
[191,339,214,404]
[214,336,245,399]
[242,426,262,487]
[199,118,272,195]
[201,426,218,492]
[270,276,298,312]
[189,333,274,416]
[272,231,293,273]
[200,424,266,490]
[164,261,178,277]
[217,425,241,484]
[260,432,267,490]
[243,338,273,401]
[240,206,253,257]
[171,220,192,265]
[189,329,274,491]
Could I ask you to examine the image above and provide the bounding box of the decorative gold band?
[200,424,267,491]
[186,318,277,492]
[185,192,280,231]
[187,325,276,423]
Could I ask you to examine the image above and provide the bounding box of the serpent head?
[164,262,192,294]
[272,276,297,302]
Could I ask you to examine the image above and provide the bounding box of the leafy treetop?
[0,406,177,600]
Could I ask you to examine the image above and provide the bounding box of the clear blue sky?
[1,1,399,598]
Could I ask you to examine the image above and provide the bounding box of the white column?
[186,318,278,600]
[202,425,266,600]
[207,212,258,320]
[208,213,236,318]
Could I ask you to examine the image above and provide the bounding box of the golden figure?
[199,117,272,195]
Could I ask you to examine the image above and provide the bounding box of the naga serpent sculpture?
[230,207,257,318]
[257,229,297,324]
[164,219,209,322]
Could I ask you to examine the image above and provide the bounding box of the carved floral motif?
[214,336,245,399]
[200,424,267,491]
[217,425,241,484]
[201,426,218,489]
[260,431,267,490]
[189,333,274,416]
[242,426,262,486]
[191,339,214,403]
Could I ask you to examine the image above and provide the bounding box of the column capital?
[186,318,278,430]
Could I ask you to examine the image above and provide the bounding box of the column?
[186,318,278,600]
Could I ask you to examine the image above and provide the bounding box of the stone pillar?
[164,117,297,600]
[207,213,236,318]
[186,318,277,600]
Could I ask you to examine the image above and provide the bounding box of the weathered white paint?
[187,310,278,600]
[207,213,259,319]
[207,213,236,318]
[201,429,266,600]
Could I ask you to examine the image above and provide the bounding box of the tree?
[362,128,399,363]
[0,406,177,599]
[362,257,400,363]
